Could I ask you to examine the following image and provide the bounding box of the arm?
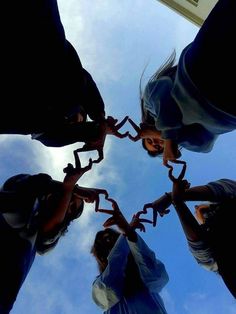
[81,69,105,122]
[157,179,236,206]
[39,157,92,234]
[127,234,169,292]
[92,235,130,310]
[168,163,217,270]
[32,121,102,147]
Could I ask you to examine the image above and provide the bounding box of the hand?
[127,118,142,142]
[168,160,190,204]
[129,212,153,232]
[163,139,180,165]
[140,196,171,227]
[105,116,129,138]
[73,143,104,164]
[74,187,109,212]
[63,152,93,188]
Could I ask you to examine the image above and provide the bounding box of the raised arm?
[40,155,92,234]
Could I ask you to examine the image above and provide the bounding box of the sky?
[2,0,236,313]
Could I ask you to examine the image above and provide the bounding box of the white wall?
[157,0,218,25]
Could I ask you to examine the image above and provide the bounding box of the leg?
[185,0,236,115]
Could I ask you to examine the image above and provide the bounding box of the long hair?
[91,228,145,297]
[140,51,178,157]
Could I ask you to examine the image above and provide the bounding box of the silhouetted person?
[128,0,236,165]
[91,199,169,313]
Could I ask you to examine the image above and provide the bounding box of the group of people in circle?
[1,0,236,313]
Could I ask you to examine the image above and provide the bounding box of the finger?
[134,210,145,218]
[178,162,187,180]
[93,150,104,164]
[159,209,171,217]
[168,166,176,182]
[96,189,109,199]
[94,197,100,212]
[182,180,190,190]
[163,158,168,166]
[113,131,129,139]
[103,217,116,228]
[128,134,140,142]
[83,158,93,172]
[107,116,118,124]
[153,209,158,227]
[96,209,114,215]
[115,116,129,129]
[170,159,186,165]
[128,118,141,132]
[142,203,153,214]
[63,163,74,174]
[137,223,146,233]
[138,218,153,224]
[105,198,120,212]
[73,150,82,169]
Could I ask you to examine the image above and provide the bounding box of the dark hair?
[91,228,145,297]
[91,228,120,273]
[141,139,164,157]
[140,51,179,157]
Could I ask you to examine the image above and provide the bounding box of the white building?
[157,0,218,26]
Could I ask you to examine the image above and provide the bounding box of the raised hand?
[127,118,142,142]
[106,116,130,138]
[96,198,150,235]
[129,212,153,232]
[137,198,171,227]
[167,160,190,204]
[63,152,93,187]
[73,116,129,164]
[74,186,109,212]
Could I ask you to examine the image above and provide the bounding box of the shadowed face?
[194,204,210,224]
[143,137,165,153]
[66,194,84,219]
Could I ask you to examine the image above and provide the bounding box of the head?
[194,203,211,224]
[91,228,145,296]
[139,51,179,157]
[91,228,120,273]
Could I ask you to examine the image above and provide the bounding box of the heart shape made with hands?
[62,117,188,231]
[71,116,130,164]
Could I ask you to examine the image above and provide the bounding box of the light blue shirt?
[92,234,169,314]
[143,44,236,153]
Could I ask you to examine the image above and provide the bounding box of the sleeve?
[127,234,169,292]
[92,235,130,310]
[143,78,183,140]
[177,124,218,153]
[32,121,102,147]
[81,69,106,121]
[187,239,218,272]
[206,179,236,201]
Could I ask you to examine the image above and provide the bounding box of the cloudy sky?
[3,0,236,313]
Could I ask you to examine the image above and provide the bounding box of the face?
[95,229,120,258]
[143,137,164,153]
[194,204,210,224]
[67,194,83,217]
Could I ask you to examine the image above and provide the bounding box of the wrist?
[171,199,185,209]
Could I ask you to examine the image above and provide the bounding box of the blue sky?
[2,0,236,313]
